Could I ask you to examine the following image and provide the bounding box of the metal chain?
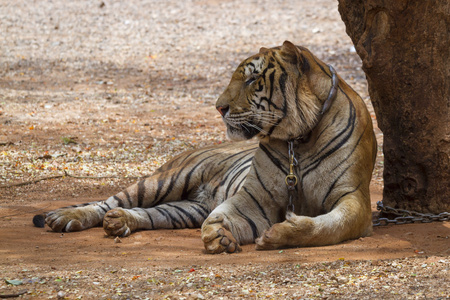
[285,141,298,213]
[373,201,450,226]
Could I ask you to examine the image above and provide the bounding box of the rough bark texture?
[338,0,449,213]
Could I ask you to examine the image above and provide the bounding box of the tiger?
[34,41,377,253]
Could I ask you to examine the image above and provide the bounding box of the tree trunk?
[337,0,449,213]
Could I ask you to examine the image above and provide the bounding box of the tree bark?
[337,0,449,213]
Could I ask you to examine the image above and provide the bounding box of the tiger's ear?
[259,47,270,54]
[280,41,303,66]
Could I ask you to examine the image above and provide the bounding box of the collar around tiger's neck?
[290,64,339,144]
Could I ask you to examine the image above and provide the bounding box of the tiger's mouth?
[225,120,261,140]
[222,111,271,140]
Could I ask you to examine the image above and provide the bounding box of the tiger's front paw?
[255,223,286,250]
[255,213,310,250]
[201,215,241,254]
[103,208,134,237]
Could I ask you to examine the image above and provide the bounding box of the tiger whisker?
[240,123,252,134]
[253,117,282,127]
[243,121,269,136]
[254,117,281,125]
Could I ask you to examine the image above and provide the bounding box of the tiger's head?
[216,41,329,141]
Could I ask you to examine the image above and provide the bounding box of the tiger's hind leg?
[42,165,203,233]
[44,196,127,232]
[103,200,212,237]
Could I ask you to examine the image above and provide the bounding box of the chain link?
[373,201,450,226]
[285,141,299,213]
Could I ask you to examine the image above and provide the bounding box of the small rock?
[333,276,349,284]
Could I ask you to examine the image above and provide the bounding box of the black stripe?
[153,173,166,204]
[123,190,132,207]
[97,205,108,213]
[234,206,258,239]
[211,184,220,200]
[329,183,361,211]
[175,147,206,166]
[191,205,209,220]
[266,118,283,136]
[139,208,154,228]
[173,210,188,228]
[166,204,201,227]
[260,62,273,79]
[181,151,226,200]
[273,56,289,116]
[264,57,288,136]
[224,156,253,198]
[251,98,266,111]
[255,82,264,92]
[316,110,341,141]
[278,67,287,98]
[253,167,274,200]
[213,153,254,198]
[304,50,331,78]
[259,143,288,175]
[306,100,356,161]
[248,62,256,72]
[243,186,271,226]
[189,201,210,219]
[155,207,180,228]
[137,179,146,207]
[331,121,369,173]
[113,195,124,207]
[232,177,247,196]
[206,165,226,185]
[267,71,277,109]
[302,101,356,178]
[301,56,310,73]
[154,148,220,206]
[225,164,251,198]
[321,164,352,208]
[153,172,178,206]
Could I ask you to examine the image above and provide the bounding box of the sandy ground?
[0,0,449,299]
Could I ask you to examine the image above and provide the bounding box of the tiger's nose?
[217,105,229,117]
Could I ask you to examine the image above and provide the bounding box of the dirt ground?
[0,0,449,299]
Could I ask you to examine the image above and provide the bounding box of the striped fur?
[35,41,376,253]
